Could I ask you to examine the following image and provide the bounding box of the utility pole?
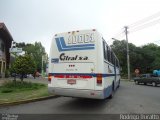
[42,54,47,77]
[42,55,44,77]
[41,55,43,77]
[124,26,130,80]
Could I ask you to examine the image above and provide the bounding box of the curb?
[0,95,59,107]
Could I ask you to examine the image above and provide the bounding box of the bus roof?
[54,29,97,37]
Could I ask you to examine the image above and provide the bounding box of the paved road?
[0,81,160,114]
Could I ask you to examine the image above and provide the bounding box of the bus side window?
[113,56,116,65]
[103,41,107,60]
[115,59,117,67]
[112,52,115,65]
[116,59,118,67]
[111,51,114,64]
[105,45,108,61]
[116,59,120,68]
[113,55,116,66]
[110,51,112,64]
[107,47,111,63]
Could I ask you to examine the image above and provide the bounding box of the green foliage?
[10,54,36,81]
[1,88,13,93]
[13,54,36,74]
[111,40,160,77]
[0,81,46,93]
[0,85,49,103]
[16,42,47,72]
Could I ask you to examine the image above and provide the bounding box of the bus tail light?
[48,74,52,83]
[97,74,102,84]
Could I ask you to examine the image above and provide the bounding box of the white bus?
[48,29,120,99]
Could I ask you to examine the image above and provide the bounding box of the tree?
[10,54,36,81]
[16,42,46,73]
[111,40,128,76]
[111,40,160,78]
[16,42,26,48]
[140,43,160,72]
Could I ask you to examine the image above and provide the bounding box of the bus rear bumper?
[48,86,104,99]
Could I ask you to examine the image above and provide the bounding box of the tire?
[117,80,120,88]
[108,83,114,99]
[152,82,157,87]
[108,90,113,99]
[135,81,138,85]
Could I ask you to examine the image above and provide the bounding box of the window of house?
[0,61,2,74]
[3,62,5,72]
[1,42,5,52]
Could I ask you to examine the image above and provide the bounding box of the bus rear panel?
[48,29,120,99]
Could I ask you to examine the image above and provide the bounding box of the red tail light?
[97,74,102,84]
[48,74,52,82]
[54,74,92,79]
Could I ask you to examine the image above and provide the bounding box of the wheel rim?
[152,82,156,86]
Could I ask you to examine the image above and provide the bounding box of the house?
[0,23,13,77]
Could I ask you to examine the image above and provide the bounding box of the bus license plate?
[67,79,76,84]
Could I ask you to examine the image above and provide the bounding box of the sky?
[0,0,160,54]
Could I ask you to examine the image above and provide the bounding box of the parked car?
[11,73,19,77]
[11,73,27,78]
[134,74,160,87]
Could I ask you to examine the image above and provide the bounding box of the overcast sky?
[0,0,160,54]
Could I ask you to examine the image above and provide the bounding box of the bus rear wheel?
[117,80,120,88]
[108,83,114,99]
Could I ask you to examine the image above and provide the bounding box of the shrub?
[0,81,46,93]
[1,88,13,93]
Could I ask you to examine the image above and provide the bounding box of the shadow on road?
[52,87,121,113]
[57,98,110,112]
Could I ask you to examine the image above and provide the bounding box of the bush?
[0,81,46,93]
[1,88,13,93]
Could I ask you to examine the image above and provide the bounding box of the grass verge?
[0,81,50,104]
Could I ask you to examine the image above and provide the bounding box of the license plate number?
[67,79,76,84]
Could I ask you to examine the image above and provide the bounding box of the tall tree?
[141,43,160,72]
[10,54,36,81]
[111,40,160,78]
[16,42,46,72]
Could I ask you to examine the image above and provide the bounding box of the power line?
[128,11,160,28]
[129,18,160,33]
[111,11,160,46]
[112,28,124,38]
[110,28,125,43]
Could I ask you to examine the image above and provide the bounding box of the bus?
[48,29,120,99]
